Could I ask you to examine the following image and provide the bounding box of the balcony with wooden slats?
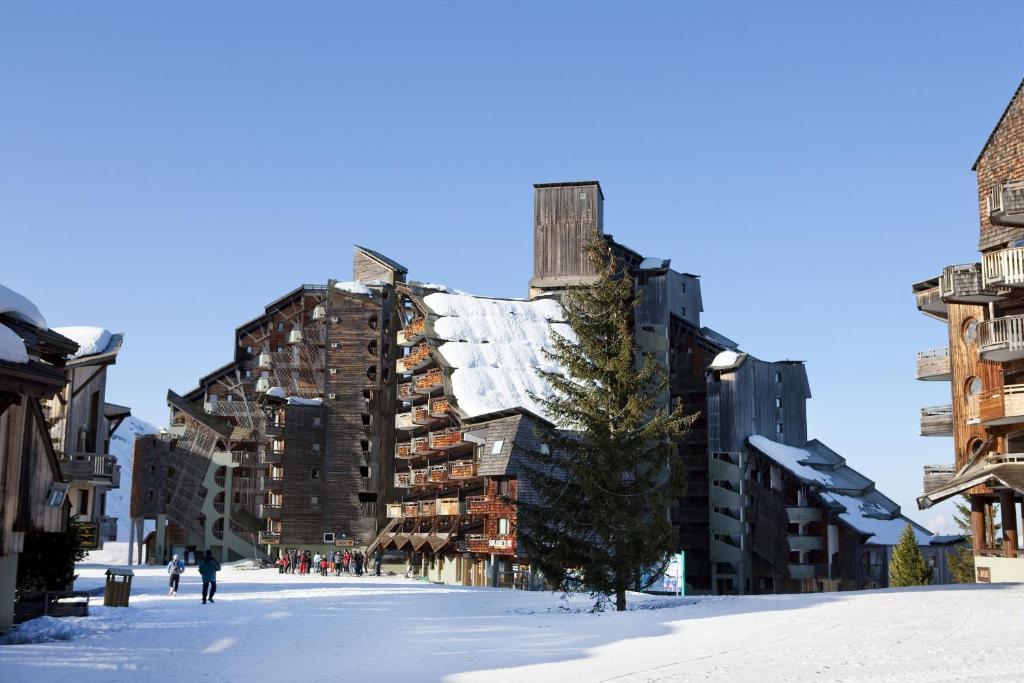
[978,315,1024,361]
[258,503,282,520]
[437,497,462,515]
[398,343,433,374]
[449,460,478,480]
[411,468,428,486]
[395,442,413,459]
[386,503,404,518]
[429,397,451,418]
[429,464,449,483]
[414,368,444,394]
[915,347,951,381]
[413,405,438,426]
[979,384,1024,426]
[395,412,416,431]
[940,263,1002,303]
[397,318,426,347]
[412,436,436,456]
[430,427,466,450]
[920,405,954,437]
[259,531,281,545]
[987,179,1024,227]
[982,248,1024,288]
[913,277,947,321]
[394,471,411,488]
[466,495,491,514]
[402,502,420,517]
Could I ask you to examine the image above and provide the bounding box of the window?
[312,443,320,453]
[227,395,234,402]
[245,370,252,378]
[681,281,687,293]
[313,416,322,427]
[775,372,782,383]
[497,518,510,535]
[311,469,320,480]
[310,496,320,506]
[578,191,586,200]
[967,376,983,396]
[775,398,782,409]
[776,423,784,435]
[681,307,686,317]
[246,346,252,353]
[360,466,370,478]
[323,532,335,543]
[278,322,285,331]
[963,318,979,344]
[277,346,283,352]
[491,439,505,455]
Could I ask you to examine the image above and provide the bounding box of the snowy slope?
[0,563,1019,681]
[105,416,156,540]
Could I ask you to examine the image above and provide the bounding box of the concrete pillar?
[127,516,136,566]
[0,554,18,634]
[136,519,145,564]
[971,497,985,556]
[155,513,167,565]
[1000,491,1018,558]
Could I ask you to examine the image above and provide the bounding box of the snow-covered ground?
[1,552,1022,681]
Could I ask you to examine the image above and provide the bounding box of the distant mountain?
[106,415,157,540]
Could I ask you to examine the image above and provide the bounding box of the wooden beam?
[971,496,985,556]
[1000,490,1018,558]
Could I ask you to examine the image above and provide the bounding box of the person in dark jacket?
[374,548,383,576]
[198,549,222,604]
[167,554,184,596]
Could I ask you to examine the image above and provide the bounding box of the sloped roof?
[354,245,409,275]
[748,434,933,546]
[972,78,1024,171]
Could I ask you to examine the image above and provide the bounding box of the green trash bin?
[103,568,134,607]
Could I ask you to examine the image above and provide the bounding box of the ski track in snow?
[1,557,1022,682]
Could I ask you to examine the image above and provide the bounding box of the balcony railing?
[449,460,478,480]
[913,278,947,321]
[429,464,448,483]
[395,412,416,431]
[413,406,436,425]
[788,535,823,552]
[940,263,1001,303]
[978,315,1024,361]
[466,495,492,514]
[419,500,437,516]
[258,503,282,520]
[979,384,1024,426]
[987,179,1024,227]
[386,503,403,518]
[414,369,444,394]
[920,405,953,437]
[923,464,956,496]
[983,248,1024,288]
[394,472,411,488]
[395,442,414,459]
[262,448,284,465]
[411,468,428,486]
[429,428,465,450]
[785,507,823,524]
[398,343,432,374]
[915,347,951,381]
[412,437,435,456]
[437,497,462,515]
[397,319,426,346]
[98,515,118,541]
[58,453,118,484]
[259,475,284,491]
[429,397,450,418]
[398,382,422,403]
[402,502,419,517]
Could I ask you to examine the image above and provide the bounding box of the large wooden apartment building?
[916,78,1024,583]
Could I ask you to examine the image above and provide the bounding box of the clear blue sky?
[2,2,1022,532]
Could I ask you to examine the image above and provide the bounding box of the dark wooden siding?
[532,183,603,283]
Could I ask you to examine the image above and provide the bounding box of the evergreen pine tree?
[519,231,696,612]
[888,523,933,587]
[946,497,975,584]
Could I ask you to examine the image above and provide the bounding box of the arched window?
[368,315,378,330]
[366,366,377,381]
[966,376,983,396]
[963,318,979,344]
[367,340,378,356]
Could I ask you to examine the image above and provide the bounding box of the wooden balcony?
[258,503,282,520]
[59,453,119,486]
[788,535,823,552]
[419,500,437,516]
[437,497,463,515]
[262,448,283,465]
[913,277,947,321]
[429,464,448,483]
[785,507,823,524]
[397,319,426,346]
[402,502,420,517]
[256,352,273,369]
[449,460,478,480]
[915,347,951,381]
[412,436,436,456]
[413,406,437,426]
[788,563,824,580]
[983,248,1024,288]
[259,474,284,492]
[920,405,953,437]
[398,382,421,403]
[979,384,1024,426]
[429,397,451,418]
[394,472,411,488]
[987,179,1024,227]
[265,423,284,438]
[398,343,432,374]
[396,442,414,459]
[395,412,416,431]
[940,263,1001,303]
[414,369,444,394]
[411,468,428,486]
[978,315,1024,361]
[466,495,492,514]
[430,427,465,450]
[923,464,956,496]
[386,503,404,518]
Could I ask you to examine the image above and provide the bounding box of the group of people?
[166,549,222,604]
[275,548,383,577]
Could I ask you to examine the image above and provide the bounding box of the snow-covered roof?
[709,350,746,371]
[0,283,47,329]
[748,434,933,546]
[334,280,372,296]
[638,257,670,270]
[0,324,29,363]
[421,291,573,419]
[52,326,114,359]
[267,386,323,407]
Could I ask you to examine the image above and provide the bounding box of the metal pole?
[679,551,685,597]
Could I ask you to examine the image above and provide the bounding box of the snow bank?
[52,326,112,358]
[0,616,90,644]
[334,280,371,296]
[423,292,572,418]
[0,323,28,363]
[0,282,47,328]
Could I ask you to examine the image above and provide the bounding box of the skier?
[198,549,222,604]
[167,554,184,596]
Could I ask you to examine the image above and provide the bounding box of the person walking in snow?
[353,551,364,576]
[343,550,351,573]
[289,549,298,574]
[374,548,383,576]
[167,554,184,596]
[313,552,322,576]
[198,549,222,604]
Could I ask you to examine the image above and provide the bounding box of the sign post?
[679,551,685,596]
